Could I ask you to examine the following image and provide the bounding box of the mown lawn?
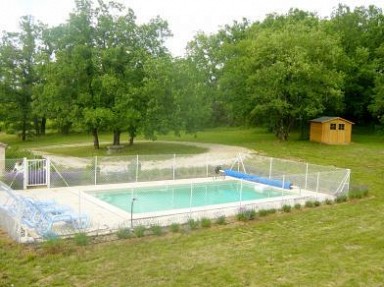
[1,127,383,286]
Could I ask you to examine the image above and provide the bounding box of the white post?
[269,158,273,179]
[46,157,51,188]
[136,155,139,182]
[239,180,243,207]
[282,175,285,189]
[316,172,320,193]
[173,154,176,180]
[0,143,6,176]
[23,157,27,190]
[189,183,193,213]
[305,163,309,189]
[205,154,209,177]
[94,156,98,186]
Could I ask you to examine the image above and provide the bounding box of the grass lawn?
[1,127,384,286]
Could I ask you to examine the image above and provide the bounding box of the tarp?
[223,169,292,190]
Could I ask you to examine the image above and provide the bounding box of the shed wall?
[310,118,352,144]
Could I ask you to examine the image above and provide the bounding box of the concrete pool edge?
[15,176,334,240]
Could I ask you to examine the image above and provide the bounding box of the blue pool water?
[92,180,283,214]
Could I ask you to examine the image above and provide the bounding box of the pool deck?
[15,177,333,237]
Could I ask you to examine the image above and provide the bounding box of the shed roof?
[309,116,354,124]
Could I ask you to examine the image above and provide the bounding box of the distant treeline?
[0,1,383,145]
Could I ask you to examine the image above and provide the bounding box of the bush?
[42,237,66,255]
[281,204,292,213]
[325,199,333,205]
[236,209,256,221]
[349,185,369,199]
[294,203,301,210]
[74,232,89,246]
[150,224,163,236]
[200,217,212,228]
[169,223,180,233]
[335,195,348,203]
[187,218,200,230]
[134,225,146,238]
[305,201,315,208]
[258,209,269,217]
[314,201,321,207]
[215,215,226,225]
[116,227,132,239]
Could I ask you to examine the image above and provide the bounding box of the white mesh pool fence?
[0,153,350,242]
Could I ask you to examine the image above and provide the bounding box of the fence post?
[206,154,209,177]
[282,175,285,189]
[189,183,193,214]
[0,143,6,176]
[173,154,176,180]
[239,179,243,208]
[94,156,98,186]
[316,172,320,193]
[136,155,139,182]
[23,157,27,190]
[305,163,309,189]
[46,157,51,188]
[269,157,273,179]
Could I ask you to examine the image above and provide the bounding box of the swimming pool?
[90,180,284,214]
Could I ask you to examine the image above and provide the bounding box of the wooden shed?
[309,117,354,145]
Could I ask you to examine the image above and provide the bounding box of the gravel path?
[31,141,255,170]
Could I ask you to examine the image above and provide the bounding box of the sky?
[0,0,383,56]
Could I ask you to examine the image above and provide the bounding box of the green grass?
[1,127,384,286]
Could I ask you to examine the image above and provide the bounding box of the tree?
[186,19,250,126]
[222,15,345,140]
[369,44,384,126]
[328,5,384,124]
[0,16,42,140]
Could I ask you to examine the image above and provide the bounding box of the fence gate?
[23,158,50,189]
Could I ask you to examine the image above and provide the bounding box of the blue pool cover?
[224,169,292,190]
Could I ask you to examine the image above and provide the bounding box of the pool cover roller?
[223,169,292,190]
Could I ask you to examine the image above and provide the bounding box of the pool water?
[92,180,283,214]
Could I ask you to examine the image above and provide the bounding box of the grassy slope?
[1,127,384,286]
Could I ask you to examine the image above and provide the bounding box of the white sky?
[0,0,383,56]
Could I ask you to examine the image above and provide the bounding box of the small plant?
[267,208,277,214]
[200,217,212,228]
[74,232,89,246]
[258,209,269,217]
[169,223,180,233]
[349,185,369,199]
[305,201,315,208]
[236,209,256,221]
[42,236,65,255]
[134,225,146,238]
[116,227,132,239]
[187,218,200,230]
[215,215,226,225]
[281,204,292,213]
[314,201,321,207]
[335,195,348,203]
[294,203,301,210]
[325,198,333,205]
[150,224,163,236]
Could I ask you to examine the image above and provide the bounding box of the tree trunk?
[40,117,46,135]
[129,135,134,146]
[21,118,27,141]
[113,130,121,146]
[92,128,100,149]
[34,117,40,136]
[128,126,136,146]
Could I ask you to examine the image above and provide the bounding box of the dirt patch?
[31,141,255,169]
